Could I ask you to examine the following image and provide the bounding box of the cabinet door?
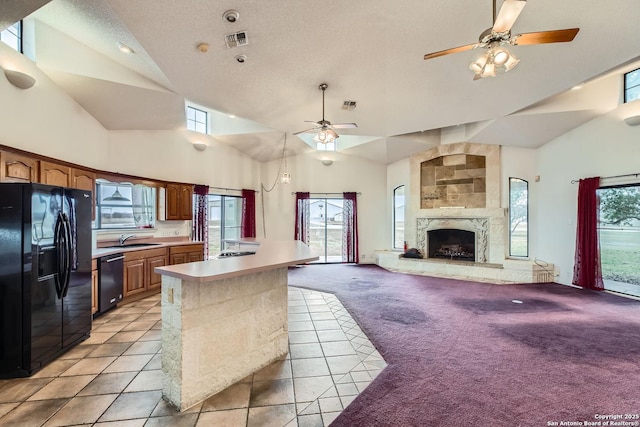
[40,161,71,187]
[123,259,146,297]
[187,250,203,263]
[72,168,96,219]
[170,253,188,265]
[166,184,180,220]
[179,185,193,220]
[146,254,168,291]
[0,151,38,182]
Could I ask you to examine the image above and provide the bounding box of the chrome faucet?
[119,234,137,245]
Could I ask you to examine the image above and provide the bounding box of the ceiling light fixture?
[280,134,291,184]
[235,54,247,63]
[223,10,239,23]
[193,142,207,151]
[3,68,36,89]
[117,42,134,54]
[103,185,130,202]
[470,42,519,80]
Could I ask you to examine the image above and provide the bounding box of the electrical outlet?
[168,288,174,304]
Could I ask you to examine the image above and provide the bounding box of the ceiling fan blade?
[332,123,358,129]
[424,43,477,60]
[303,120,320,124]
[492,0,526,33]
[513,28,580,45]
[293,128,317,136]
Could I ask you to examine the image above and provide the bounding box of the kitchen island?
[154,239,317,411]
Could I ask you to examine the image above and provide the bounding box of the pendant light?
[103,184,130,202]
[280,134,291,184]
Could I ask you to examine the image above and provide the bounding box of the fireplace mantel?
[417,217,489,263]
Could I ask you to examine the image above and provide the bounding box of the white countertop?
[154,240,318,282]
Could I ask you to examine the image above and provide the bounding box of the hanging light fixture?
[470,42,519,80]
[280,134,291,184]
[103,184,130,201]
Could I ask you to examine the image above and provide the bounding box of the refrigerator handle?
[53,212,64,299]
[61,213,72,298]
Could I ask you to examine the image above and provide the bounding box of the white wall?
[260,150,387,263]
[536,103,640,285]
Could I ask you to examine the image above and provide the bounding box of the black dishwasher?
[96,253,124,317]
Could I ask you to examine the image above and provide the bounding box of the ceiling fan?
[423,0,579,80]
[293,83,357,144]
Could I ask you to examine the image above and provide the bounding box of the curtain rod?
[209,186,258,193]
[571,173,640,184]
[290,192,362,195]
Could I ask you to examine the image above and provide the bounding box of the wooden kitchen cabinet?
[39,161,71,187]
[123,247,169,297]
[72,168,96,218]
[166,183,193,220]
[91,259,98,315]
[169,243,204,265]
[0,151,38,183]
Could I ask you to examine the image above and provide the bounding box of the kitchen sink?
[103,243,162,248]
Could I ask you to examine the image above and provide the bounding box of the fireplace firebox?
[428,229,475,261]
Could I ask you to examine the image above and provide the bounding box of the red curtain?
[294,192,310,244]
[241,189,256,238]
[572,177,604,290]
[343,192,359,263]
[192,185,209,259]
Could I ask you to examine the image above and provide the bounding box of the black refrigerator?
[0,183,92,378]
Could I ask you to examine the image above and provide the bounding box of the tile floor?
[0,286,386,427]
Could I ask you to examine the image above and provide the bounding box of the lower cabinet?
[123,247,169,298]
[91,259,98,315]
[169,243,204,265]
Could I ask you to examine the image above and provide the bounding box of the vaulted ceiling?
[7,0,640,163]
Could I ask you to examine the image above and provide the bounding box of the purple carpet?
[288,264,640,427]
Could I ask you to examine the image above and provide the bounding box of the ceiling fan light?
[482,62,496,78]
[470,54,488,73]
[280,172,291,184]
[493,48,510,66]
[504,54,520,71]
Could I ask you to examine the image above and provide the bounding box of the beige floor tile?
[121,321,156,331]
[316,330,348,342]
[92,322,129,333]
[30,358,79,379]
[290,343,324,360]
[325,355,361,375]
[297,413,323,427]
[247,404,297,427]
[143,353,162,371]
[0,378,53,403]
[124,369,162,392]
[28,374,95,400]
[321,341,357,357]
[253,359,292,381]
[58,344,99,359]
[151,399,202,417]
[102,354,154,373]
[201,382,251,412]
[196,408,248,427]
[88,342,133,358]
[82,332,118,345]
[59,356,117,376]
[144,412,198,427]
[105,330,147,343]
[291,358,330,378]
[0,402,19,418]
[135,313,161,323]
[321,411,341,425]
[98,390,162,422]
[123,340,161,355]
[94,421,146,427]
[140,329,162,341]
[288,331,319,344]
[249,379,295,407]
[0,399,68,427]
[43,394,118,426]
[292,376,335,403]
[318,396,343,413]
[77,371,138,396]
[312,320,341,330]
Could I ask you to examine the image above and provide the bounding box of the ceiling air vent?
[225,31,248,48]
[342,100,357,111]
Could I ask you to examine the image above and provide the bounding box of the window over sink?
[96,180,156,229]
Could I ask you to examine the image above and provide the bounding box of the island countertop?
[154,239,317,282]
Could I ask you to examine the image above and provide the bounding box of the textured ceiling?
[14,0,640,163]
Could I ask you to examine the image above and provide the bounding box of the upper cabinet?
[166,183,193,220]
[0,151,38,183]
[71,168,96,193]
[39,161,71,187]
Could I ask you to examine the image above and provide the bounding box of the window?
[393,185,405,249]
[316,141,336,151]
[598,184,640,297]
[624,68,640,103]
[0,21,21,52]
[508,177,528,257]
[208,194,242,254]
[96,181,156,229]
[186,106,208,134]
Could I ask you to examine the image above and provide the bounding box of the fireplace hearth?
[428,229,475,261]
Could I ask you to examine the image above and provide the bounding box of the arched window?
[509,178,528,257]
[393,185,405,249]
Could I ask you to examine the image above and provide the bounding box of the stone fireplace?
[376,142,554,283]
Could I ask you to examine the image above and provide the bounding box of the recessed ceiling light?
[571,83,584,90]
[118,42,134,54]
[235,54,247,63]
[223,10,239,23]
